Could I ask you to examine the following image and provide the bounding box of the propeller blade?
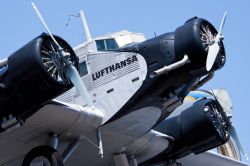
[65,65,94,108]
[206,42,220,71]
[31,2,94,108]
[229,125,248,160]
[211,89,233,118]
[31,2,61,49]
[206,12,227,71]
[218,11,227,35]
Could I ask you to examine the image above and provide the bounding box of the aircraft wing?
[178,151,249,166]
[0,101,162,166]
[0,100,103,166]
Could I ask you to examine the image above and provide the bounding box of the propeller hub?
[40,36,78,85]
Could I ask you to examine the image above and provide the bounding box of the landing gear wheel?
[22,145,63,166]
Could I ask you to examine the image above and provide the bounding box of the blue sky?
[1,0,250,164]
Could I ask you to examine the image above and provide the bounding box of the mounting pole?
[113,153,129,166]
[61,140,79,163]
[129,155,138,166]
[79,10,92,42]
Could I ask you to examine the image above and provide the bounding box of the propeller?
[31,2,94,109]
[229,125,249,160]
[206,12,227,71]
[211,89,248,160]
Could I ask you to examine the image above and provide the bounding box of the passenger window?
[79,61,88,77]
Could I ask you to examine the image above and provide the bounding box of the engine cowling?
[0,33,78,131]
[120,17,226,74]
[174,17,226,70]
[153,98,230,160]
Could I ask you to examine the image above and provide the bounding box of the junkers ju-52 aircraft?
[0,3,247,166]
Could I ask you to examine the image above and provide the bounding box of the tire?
[22,145,63,166]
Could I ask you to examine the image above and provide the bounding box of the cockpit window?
[96,38,118,51]
[96,40,105,51]
[105,39,118,50]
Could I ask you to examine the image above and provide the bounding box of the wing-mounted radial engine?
[0,34,79,132]
[174,16,226,71]
[141,90,232,165]
[155,97,230,159]
[0,3,100,134]
[121,15,226,75]
[114,14,227,122]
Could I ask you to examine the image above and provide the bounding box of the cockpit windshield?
[96,38,118,51]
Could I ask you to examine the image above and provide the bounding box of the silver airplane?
[0,3,247,166]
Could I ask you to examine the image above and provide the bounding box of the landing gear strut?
[22,129,103,165]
